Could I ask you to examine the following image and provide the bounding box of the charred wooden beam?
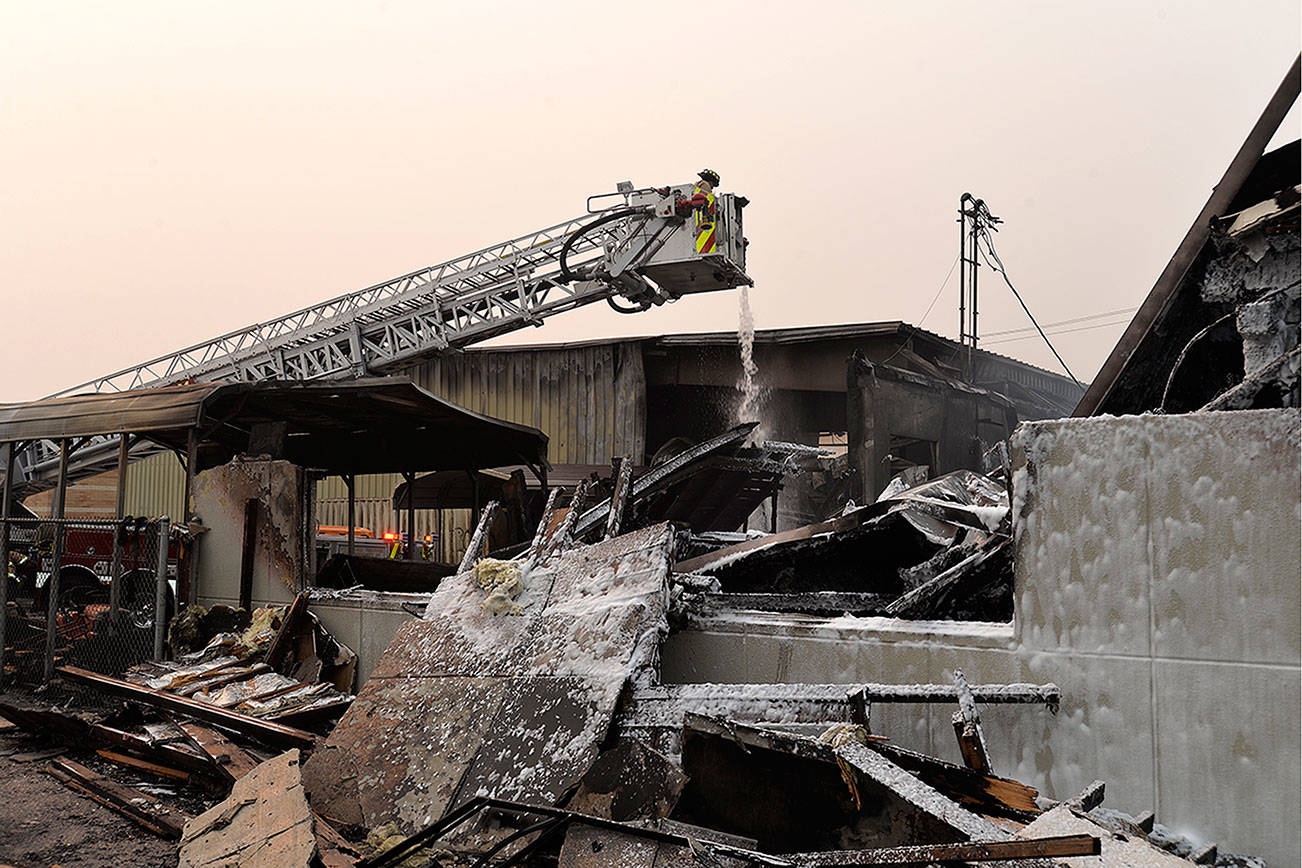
[89,724,223,778]
[604,455,634,539]
[952,668,992,774]
[458,499,500,574]
[522,487,563,570]
[175,720,261,783]
[57,665,316,750]
[788,834,1100,865]
[687,591,897,616]
[95,749,191,782]
[1067,779,1106,812]
[883,537,1010,619]
[45,758,190,839]
[832,739,1008,840]
[620,681,1060,731]
[264,592,309,672]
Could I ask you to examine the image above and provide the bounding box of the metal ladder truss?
[14,198,747,492]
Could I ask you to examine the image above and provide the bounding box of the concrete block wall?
[660,409,1300,865]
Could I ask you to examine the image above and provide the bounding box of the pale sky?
[2,1,1298,401]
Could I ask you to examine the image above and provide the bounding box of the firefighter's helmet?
[698,168,720,187]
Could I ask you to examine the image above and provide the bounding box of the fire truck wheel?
[35,565,104,612]
[120,568,175,631]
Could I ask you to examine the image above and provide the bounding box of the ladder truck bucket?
[618,188,751,298]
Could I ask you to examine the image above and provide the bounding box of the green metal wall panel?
[122,450,186,520]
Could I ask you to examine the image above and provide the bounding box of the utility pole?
[958,194,1001,381]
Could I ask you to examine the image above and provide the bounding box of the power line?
[880,254,962,368]
[975,228,1083,387]
[982,306,1139,338]
[983,317,1134,346]
[917,253,961,328]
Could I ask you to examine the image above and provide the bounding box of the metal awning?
[0,378,548,478]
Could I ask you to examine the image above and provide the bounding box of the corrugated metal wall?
[115,342,648,563]
[123,451,186,520]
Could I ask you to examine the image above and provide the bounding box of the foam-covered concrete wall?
[660,409,1300,864]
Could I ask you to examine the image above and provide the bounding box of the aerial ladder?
[10,178,752,493]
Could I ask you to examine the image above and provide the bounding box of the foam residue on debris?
[472,557,525,615]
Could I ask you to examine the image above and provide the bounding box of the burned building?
[88,323,1079,556]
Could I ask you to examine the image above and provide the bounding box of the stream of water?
[736,285,760,424]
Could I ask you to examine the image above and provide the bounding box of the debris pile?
[0,428,1271,865]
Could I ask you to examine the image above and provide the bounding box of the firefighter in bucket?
[677,168,720,254]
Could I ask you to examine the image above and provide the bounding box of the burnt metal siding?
[410,344,644,465]
[970,353,1080,404]
[315,343,645,561]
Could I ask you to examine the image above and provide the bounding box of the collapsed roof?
[1076,57,1301,416]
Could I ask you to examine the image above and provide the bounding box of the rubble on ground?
[0,431,1269,866]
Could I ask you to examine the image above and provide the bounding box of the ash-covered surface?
[301,523,674,834]
[0,717,210,868]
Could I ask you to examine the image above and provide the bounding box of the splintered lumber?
[57,665,315,750]
[605,455,634,539]
[788,834,1101,865]
[89,724,222,777]
[1068,779,1106,811]
[458,500,501,574]
[177,721,358,866]
[832,740,1009,840]
[96,749,190,782]
[264,592,310,672]
[682,715,1008,841]
[883,537,1009,618]
[952,669,992,774]
[45,758,190,839]
[522,486,563,569]
[870,741,1041,818]
[175,720,261,783]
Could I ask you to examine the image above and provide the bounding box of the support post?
[154,517,170,660]
[769,489,779,534]
[344,474,356,557]
[180,429,198,605]
[43,438,71,684]
[403,471,416,561]
[108,434,129,625]
[0,442,13,684]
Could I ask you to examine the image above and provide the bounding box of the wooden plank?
[175,720,260,783]
[604,454,634,539]
[89,724,220,778]
[952,669,992,774]
[788,834,1100,865]
[264,593,309,672]
[1068,779,1106,812]
[522,486,563,569]
[57,665,316,750]
[45,758,190,839]
[870,741,1041,818]
[622,681,1060,731]
[95,749,190,782]
[832,740,1008,841]
[458,500,500,573]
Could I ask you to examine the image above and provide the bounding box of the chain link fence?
[2,516,173,687]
